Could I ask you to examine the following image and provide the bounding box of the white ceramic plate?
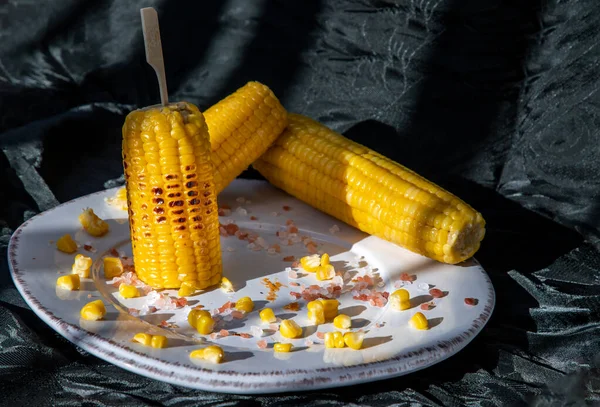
[8,179,494,394]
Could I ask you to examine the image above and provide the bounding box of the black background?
[1,0,599,405]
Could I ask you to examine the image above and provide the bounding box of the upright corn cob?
[122,102,222,289]
[254,113,486,264]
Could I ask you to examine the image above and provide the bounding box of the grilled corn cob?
[254,113,486,264]
[122,102,222,289]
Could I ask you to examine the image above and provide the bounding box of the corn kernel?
[409,312,429,330]
[343,331,365,350]
[79,208,109,237]
[150,335,168,349]
[220,277,234,293]
[320,253,330,266]
[316,264,335,281]
[273,343,293,352]
[132,333,152,346]
[103,257,123,279]
[390,289,411,311]
[279,319,302,339]
[300,254,321,272]
[56,234,77,254]
[259,308,276,324]
[333,314,351,329]
[324,331,345,348]
[190,345,224,364]
[321,299,340,320]
[188,309,215,335]
[119,284,139,298]
[235,296,254,313]
[56,274,80,291]
[307,300,325,325]
[80,299,106,321]
[177,281,197,297]
[71,254,92,278]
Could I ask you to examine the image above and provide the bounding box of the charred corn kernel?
[321,299,340,320]
[343,331,365,350]
[78,208,109,237]
[259,308,276,324]
[307,300,325,325]
[300,254,321,272]
[132,333,152,346]
[235,296,254,313]
[273,343,293,353]
[316,264,335,281]
[320,253,330,266]
[56,274,80,291]
[71,254,92,278]
[178,281,197,297]
[254,113,486,264]
[409,312,429,330]
[150,335,168,349]
[122,102,222,289]
[187,309,215,335]
[119,284,139,298]
[324,331,345,348]
[220,277,234,293]
[390,289,411,311]
[279,319,302,339]
[190,345,224,364]
[80,300,106,321]
[103,257,123,279]
[333,314,351,329]
[57,234,77,254]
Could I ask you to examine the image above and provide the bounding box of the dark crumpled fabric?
[1,0,600,405]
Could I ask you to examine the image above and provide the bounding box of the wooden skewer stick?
[140,7,169,106]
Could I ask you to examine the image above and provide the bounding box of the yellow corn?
[234,296,254,313]
[259,308,276,324]
[321,299,340,320]
[190,345,224,364]
[316,264,335,281]
[80,300,106,321]
[273,343,293,353]
[220,277,234,293]
[254,113,486,264]
[133,333,152,346]
[343,331,365,350]
[103,257,123,279]
[333,314,351,329]
[106,187,128,210]
[79,208,109,237]
[177,281,197,297]
[409,312,429,330]
[279,319,302,339]
[150,335,168,348]
[187,309,215,335]
[119,284,139,298]
[320,253,330,266]
[122,102,222,289]
[56,234,77,254]
[300,254,321,272]
[307,300,325,325]
[390,289,411,311]
[324,331,345,348]
[71,254,92,278]
[204,81,288,193]
[56,274,80,291]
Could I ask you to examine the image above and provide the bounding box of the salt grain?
[236,207,248,216]
[226,247,235,252]
[250,326,264,338]
[417,282,431,291]
[329,225,340,235]
[271,211,279,217]
[236,197,246,204]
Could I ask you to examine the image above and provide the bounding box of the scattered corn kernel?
[188,309,215,335]
[177,281,197,297]
[409,312,429,330]
[259,308,276,324]
[307,300,325,325]
[390,289,411,311]
[300,254,321,272]
[343,331,365,350]
[71,254,92,278]
[57,234,77,254]
[333,314,351,329]
[320,253,330,266]
[279,319,303,339]
[316,264,335,281]
[321,299,340,320]
[324,331,345,348]
[150,335,168,349]
[103,257,123,279]
[190,345,224,364]
[79,208,109,237]
[80,299,106,321]
[235,296,254,313]
[56,274,80,291]
[273,343,293,353]
[132,333,152,346]
[119,284,139,298]
[220,277,234,293]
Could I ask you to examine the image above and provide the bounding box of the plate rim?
[7,180,496,394]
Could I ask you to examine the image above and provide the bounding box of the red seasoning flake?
[225,223,240,236]
[110,248,120,257]
[83,244,94,252]
[400,272,416,282]
[175,297,188,307]
[283,205,291,211]
[283,255,296,262]
[420,302,436,311]
[288,225,299,234]
[429,288,445,298]
[291,260,300,268]
[239,333,252,339]
[286,219,295,226]
[290,292,302,300]
[221,204,231,210]
[257,339,268,349]
[250,216,258,221]
[283,302,301,312]
[219,329,230,337]
[464,297,478,306]
[316,332,325,340]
